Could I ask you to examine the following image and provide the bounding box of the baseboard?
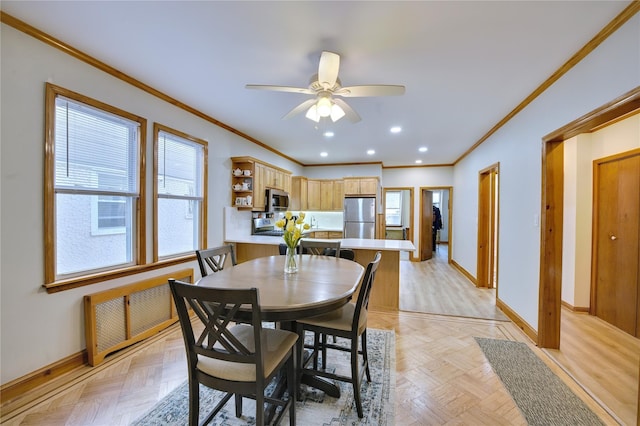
[450,259,477,285]
[496,298,538,343]
[561,300,590,312]
[0,350,87,408]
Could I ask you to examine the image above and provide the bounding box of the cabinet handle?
[610,235,617,241]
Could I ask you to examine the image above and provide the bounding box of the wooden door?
[332,180,344,210]
[592,150,640,337]
[307,180,321,210]
[420,190,433,261]
[320,180,334,210]
[477,164,499,288]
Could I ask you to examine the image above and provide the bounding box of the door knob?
[610,235,617,240]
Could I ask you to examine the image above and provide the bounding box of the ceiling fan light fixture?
[316,97,332,117]
[305,104,320,122]
[330,103,345,122]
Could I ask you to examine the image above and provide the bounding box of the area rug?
[474,337,604,426]
[132,329,395,425]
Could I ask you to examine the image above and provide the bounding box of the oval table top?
[196,254,365,321]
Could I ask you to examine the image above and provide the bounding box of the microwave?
[265,188,289,212]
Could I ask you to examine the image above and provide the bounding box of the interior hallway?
[400,244,640,425]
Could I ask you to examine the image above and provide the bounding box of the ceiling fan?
[245,51,405,123]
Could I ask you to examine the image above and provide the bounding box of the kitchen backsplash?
[303,211,344,230]
[224,207,345,241]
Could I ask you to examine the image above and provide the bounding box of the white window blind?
[156,129,205,258]
[54,97,139,195]
[53,96,140,277]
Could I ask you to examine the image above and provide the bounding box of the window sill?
[44,254,196,293]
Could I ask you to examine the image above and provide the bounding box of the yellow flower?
[276,211,308,249]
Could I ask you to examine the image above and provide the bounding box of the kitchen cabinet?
[290,176,308,211]
[344,177,379,196]
[320,181,334,211]
[307,179,321,210]
[231,156,291,211]
[306,179,343,211]
[333,180,344,210]
[253,162,266,211]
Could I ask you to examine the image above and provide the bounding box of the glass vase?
[284,246,298,274]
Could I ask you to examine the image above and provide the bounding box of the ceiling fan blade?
[333,98,361,123]
[245,84,314,95]
[282,98,317,120]
[318,51,340,90]
[335,85,405,97]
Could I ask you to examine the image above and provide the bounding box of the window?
[432,190,441,210]
[385,191,402,226]
[45,83,146,283]
[154,124,207,260]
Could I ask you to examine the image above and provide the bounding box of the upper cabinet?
[303,179,343,211]
[290,176,308,211]
[231,157,291,211]
[344,177,379,196]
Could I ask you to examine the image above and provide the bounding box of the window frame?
[152,123,208,261]
[44,83,147,288]
[385,190,403,227]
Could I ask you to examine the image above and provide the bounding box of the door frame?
[538,87,640,349]
[477,163,500,289]
[382,187,415,260]
[420,186,453,263]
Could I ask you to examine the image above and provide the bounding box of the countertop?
[225,235,415,252]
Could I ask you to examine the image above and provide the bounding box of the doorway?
[477,164,499,289]
[539,87,640,348]
[420,187,452,263]
[591,149,640,337]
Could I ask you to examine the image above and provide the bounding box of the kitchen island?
[224,234,415,311]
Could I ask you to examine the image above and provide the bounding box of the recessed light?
[419,146,428,152]
[415,159,422,164]
[323,131,334,138]
[320,152,328,157]
[367,149,375,155]
[390,126,402,133]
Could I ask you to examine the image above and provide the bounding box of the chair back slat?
[169,280,263,367]
[196,245,237,276]
[352,251,382,329]
[300,239,341,257]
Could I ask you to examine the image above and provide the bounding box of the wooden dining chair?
[297,251,382,418]
[169,279,298,426]
[299,239,341,257]
[196,244,237,277]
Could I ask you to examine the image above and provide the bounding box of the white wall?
[452,14,640,331]
[0,24,300,384]
[562,115,640,309]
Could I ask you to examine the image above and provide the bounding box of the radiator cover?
[84,268,193,366]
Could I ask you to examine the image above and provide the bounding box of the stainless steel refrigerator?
[344,197,376,239]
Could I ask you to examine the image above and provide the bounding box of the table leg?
[294,322,341,398]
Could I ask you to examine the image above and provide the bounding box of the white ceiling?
[1,1,631,167]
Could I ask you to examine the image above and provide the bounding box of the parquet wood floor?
[1,249,634,425]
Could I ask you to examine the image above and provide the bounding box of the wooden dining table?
[196,254,365,398]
